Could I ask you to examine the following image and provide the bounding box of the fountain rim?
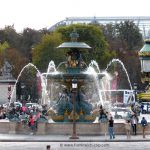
[57,42,91,49]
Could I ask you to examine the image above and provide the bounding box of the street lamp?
[70,78,79,139]
[21,83,25,101]
[133,83,138,102]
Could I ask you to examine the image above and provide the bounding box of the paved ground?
[0,141,150,150]
[0,134,150,150]
[0,133,150,142]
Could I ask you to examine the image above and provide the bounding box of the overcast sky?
[0,0,150,32]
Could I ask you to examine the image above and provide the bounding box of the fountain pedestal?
[9,122,17,134]
[37,122,46,135]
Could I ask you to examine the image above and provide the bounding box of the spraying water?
[10,63,46,105]
[56,61,67,70]
[105,58,132,90]
[89,60,101,73]
[85,64,104,106]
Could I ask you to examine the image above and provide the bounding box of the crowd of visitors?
[0,102,48,134]
[99,104,148,140]
[0,101,149,139]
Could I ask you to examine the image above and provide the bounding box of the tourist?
[125,120,131,139]
[46,145,51,150]
[108,116,115,139]
[22,105,27,113]
[99,108,108,138]
[140,103,144,114]
[141,117,148,138]
[29,115,35,134]
[131,115,138,135]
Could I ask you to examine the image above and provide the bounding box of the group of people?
[99,105,148,140]
[125,115,148,139]
[2,102,48,134]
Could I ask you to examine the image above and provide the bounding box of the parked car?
[14,102,22,108]
[141,102,150,114]
[25,103,42,110]
[110,107,133,120]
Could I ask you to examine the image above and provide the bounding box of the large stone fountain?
[44,31,105,122]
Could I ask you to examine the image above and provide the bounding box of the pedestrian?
[141,117,148,138]
[125,120,131,139]
[29,115,35,134]
[99,109,108,138]
[131,115,138,135]
[46,145,51,150]
[108,116,115,139]
[140,103,144,114]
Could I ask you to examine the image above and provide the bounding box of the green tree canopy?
[115,21,143,50]
[32,32,64,71]
[0,41,9,68]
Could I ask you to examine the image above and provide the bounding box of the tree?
[0,26,20,49]
[0,41,9,68]
[19,28,43,62]
[32,32,64,71]
[57,24,116,69]
[100,24,121,51]
[115,21,143,50]
[5,48,28,78]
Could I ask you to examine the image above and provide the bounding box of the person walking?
[108,116,115,139]
[125,120,131,139]
[29,115,35,134]
[141,117,148,138]
[131,115,138,135]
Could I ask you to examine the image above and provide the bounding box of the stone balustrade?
[0,121,150,135]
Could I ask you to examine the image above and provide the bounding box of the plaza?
[0,9,150,150]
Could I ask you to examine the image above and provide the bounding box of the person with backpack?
[141,117,148,138]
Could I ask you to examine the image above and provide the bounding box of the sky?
[0,0,150,32]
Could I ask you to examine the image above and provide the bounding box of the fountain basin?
[0,120,150,135]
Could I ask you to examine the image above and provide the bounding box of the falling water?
[105,58,132,90]
[89,60,101,73]
[56,61,67,70]
[10,63,46,105]
[47,60,57,73]
[85,65,104,106]
[43,60,60,105]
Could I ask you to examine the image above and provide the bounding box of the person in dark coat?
[141,117,148,138]
[108,116,115,139]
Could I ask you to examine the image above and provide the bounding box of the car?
[14,102,22,108]
[141,102,150,114]
[110,107,133,119]
[25,103,42,110]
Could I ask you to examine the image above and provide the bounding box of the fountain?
[41,30,106,123]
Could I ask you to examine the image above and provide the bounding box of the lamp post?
[133,83,138,103]
[70,79,79,139]
[21,83,25,101]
